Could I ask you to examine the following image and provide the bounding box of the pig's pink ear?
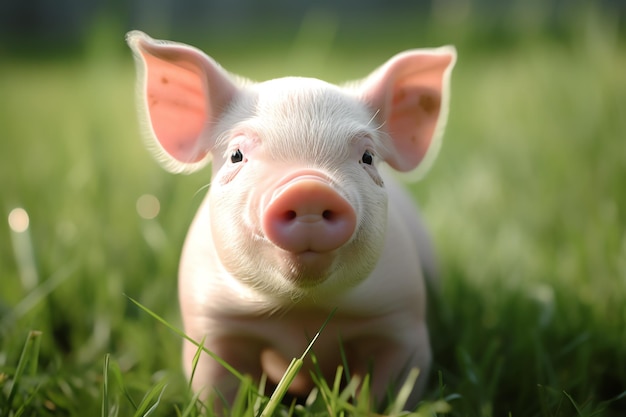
[360,47,456,174]
[126,31,238,173]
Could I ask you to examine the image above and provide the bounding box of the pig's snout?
[262,177,356,254]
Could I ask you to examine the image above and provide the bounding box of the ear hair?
[126,30,240,174]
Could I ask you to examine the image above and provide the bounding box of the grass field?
[1,5,625,416]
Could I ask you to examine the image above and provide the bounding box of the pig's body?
[127,31,455,409]
[180,168,433,400]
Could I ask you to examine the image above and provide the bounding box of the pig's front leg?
[347,320,431,410]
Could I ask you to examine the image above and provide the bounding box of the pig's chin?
[280,251,337,287]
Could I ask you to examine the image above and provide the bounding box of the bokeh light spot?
[136,194,160,220]
[8,208,30,233]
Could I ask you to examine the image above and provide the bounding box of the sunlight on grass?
[7,207,39,292]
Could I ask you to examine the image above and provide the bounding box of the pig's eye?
[230,149,244,163]
[361,150,374,165]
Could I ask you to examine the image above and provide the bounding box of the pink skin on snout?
[261,172,357,284]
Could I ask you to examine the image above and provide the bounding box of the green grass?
[1,6,625,416]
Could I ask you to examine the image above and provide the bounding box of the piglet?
[126,30,456,409]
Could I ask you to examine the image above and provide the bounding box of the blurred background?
[1,0,625,57]
[0,0,625,416]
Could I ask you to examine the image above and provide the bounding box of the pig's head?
[127,31,455,301]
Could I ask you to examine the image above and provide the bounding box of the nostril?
[283,209,337,222]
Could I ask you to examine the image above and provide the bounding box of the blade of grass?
[388,367,420,415]
[259,308,337,417]
[230,375,254,417]
[189,334,208,390]
[253,373,268,415]
[27,331,41,376]
[354,373,372,414]
[133,378,168,417]
[415,399,452,416]
[102,353,110,417]
[108,357,138,410]
[338,336,351,386]
[286,396,297,417]
[330,366,345,414]
[126,295,244,381]
[332,365,343,399]
[179,389,203,417]
[309,355,330,404]
[308,354,358,415]
[303,308,337,359]
[260,357,300,417]
[313,364,346,415]
[1,263,75,329]
[337,374,361,404]
[6,330,42,409]
[10,384,41,417]
[563,390,584,417]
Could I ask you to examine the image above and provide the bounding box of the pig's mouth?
[282,250,337,286]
